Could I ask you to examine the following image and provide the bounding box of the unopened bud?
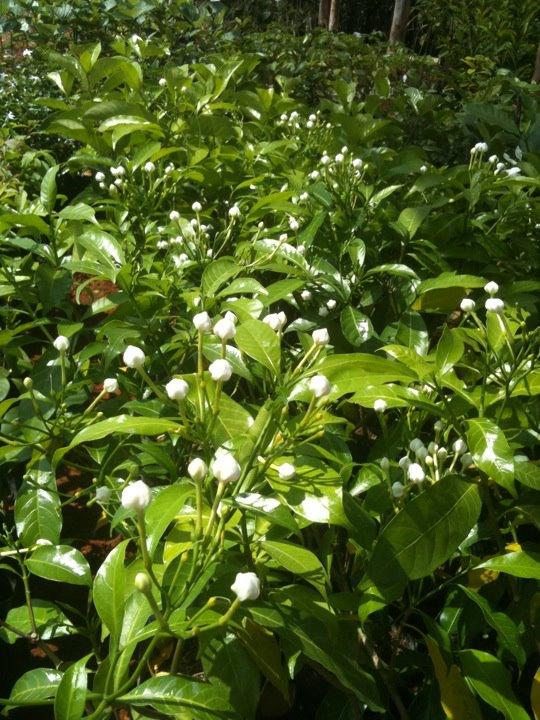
[134,572,151,593]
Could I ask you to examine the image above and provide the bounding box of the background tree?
[328,0,341,30]
[318,0,331,27]
[389,0,411,44]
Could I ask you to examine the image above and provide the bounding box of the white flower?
[96,486,112,503]
[505,167,520,177]
[312,328,329,346]
[159,77,167,87]
[193,311,212,332]
[34,539,53,546]
[380,457,390,472]
[484,281,499,296]
[409,438,424,452]
[335,153,344,163]
[374,399,387,413]
[211,451,241,483]
[460,298,476,313]
[419,164,428,173]
[453,439,467,455]
[188,458,207,482]
[392,481,404,498]
[471,142,488,154]
[111,165,125,177]
[144,161,155,173]
[488,154,498,164]
[192,201,202,212]
[53,335,69,353]
[301,290,312,301]
[427,441,438,454]
[228,204,241,218]
[309,374,331,398]
[22,48,33,57]
[123,345,145,369]
[398,456,411,470]
[165,378,189,400]
[408,463,425,484]
[289,217,299,231]
[114,178,123,187]
[231,571,260,602]
[318,307,329,317]
[277,462,296,480]
[169,210,180,221]
[326,299,337,310]
[213,317,236,341]
[415,446,428,461]
[209,359,233,382]
[121,480,152,511]
[103,378,119,394]
[485,298,504,314]
[95,171,105,182]
[157,240,168,250]
[263,312,287,332]
[224,311,238,325]
[320,155,331,166]
[309,170,320,180]
[165,163,174,174]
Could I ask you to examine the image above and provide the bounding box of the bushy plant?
[0,4,539,719]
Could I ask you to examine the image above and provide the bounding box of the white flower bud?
[134,571,151,593]
[461,452,474,468]
[224,311,238,325]
[111,165,125,177]
[192,201,202,213]
[228,204,241,218]
[409,438,424,452]
[213,318,236,341]
[188,458,207,482]
[335,153,344,163]
[35,538,53,546]
[144,161,155,173]
[231,571,260,602]
[320,155,331,166]
[484,281,499,296]
[408,463,425,484]
[374,399,387,413]
[326,299,337,310]
[277,462,295,480]
[485,298,504,313]
[95,171,105,182]
[434,420,444,432]
[289,217,299,231]
[209,359,233,383]
[169,210,180,221]
[380,457,390,472]
[301,290,312,301]
[263,312,287,332]
[121,480,151,511]
[211,451,241,483]
[437,447,448,461]
[453,439,467,455]
[123,345,145,369]
[53,335,69,353]
[309,374,331,398]
[398,456,411,470]
[159,77,167,87]
[193,311,212,332]
[460,298,476,313]
[392,481,404,498]
[488,154,498,164]
[165,378,189,401]
[103,378,118,394]
[312,328,329,346]
[419,164,428,173]
[427,441,438,454]
[309,170,320,180]
[415,446,428,461]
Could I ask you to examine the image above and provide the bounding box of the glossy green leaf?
[366,476,481,599]
[436,327,464,376]
[93,539,128,641]
[40,165,59,212]
[8,668,63,706]
[236,319,281,375]
[477,550,540,579]
[237,618,290,700]
[340,306,373,346]
[395,311,429,356]
[68,416,183,447]
[202,257,240,296]
[467,419,515,495]
[261,540,327,595]
[54,655,90,720]
[145,485,191,558]
[0,601,73,644]
[15,488,61,546]
[26,545,91,586]
[458,649,529,720]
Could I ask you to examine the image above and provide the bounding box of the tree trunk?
[532,44,540,83]
[389,0,411,45]
[318,0,330,28]
[328,0,340,31]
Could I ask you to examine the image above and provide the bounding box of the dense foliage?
[1,2,539,719]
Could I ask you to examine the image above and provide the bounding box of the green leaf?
[458,649,530,720]
[236,618,290,700]
[340,307,373,346]
[58,203,96,222]
[395,311,429,356]
[466,419,515,495]
[514,459,540,490]
[261,540,327,595]
[0,601,73,644]
[26,545,91,586]
[436,327,464,376]
[396,205,430,239]
[426,636,482,720]
[145,485,191,558]
[54,655,90,720]
[40,165,59,213]
[477,550,540,579]
[93,539,128,641]
[235,319,281,376]
[201,633,260,718]
[77,228,125,266]
[366,476,481,600]
[8,668,63,706]
[68,416,183,447]
[117,675,234,718]
[15,488,61,546]
[202,257,240,297]
[458,586,524,665]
